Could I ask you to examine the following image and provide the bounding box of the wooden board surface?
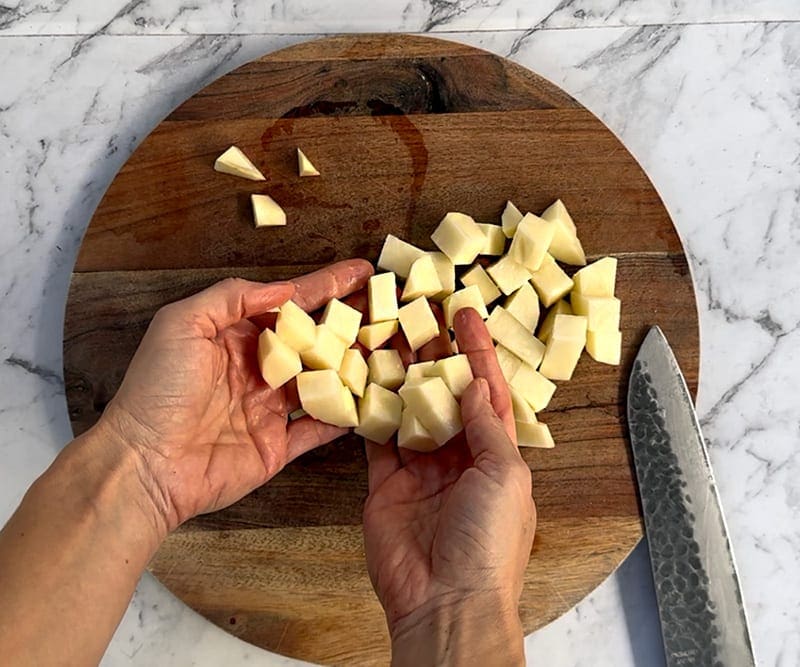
[63,35,699,666]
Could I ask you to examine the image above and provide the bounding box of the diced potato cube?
[321,298,362,345]
[398,409,438,452]
[571,294,621,332]
[402,256,443,301]
[537,300,573,343]
[431,212,486,265]
[252,194,287,227]
[586,329,622,365]
[504,283,540,331]
[486,307,546,369]
[539,314,588,381]
[541,200,586,266]
[530,253,574,307]
[428,354,474,399]
[398,296,439,351]
[502,200,524,238]
[301,325,348,371]
[427,252,456,301]
[405,361,436,385]
[399,377,463,446]
[487,255,531,296]
[358,320,399,350]
[573,257,618,297]
[258,328,302,389]
[443,285,489,328]
[276,300,316,353]
[339,348,368,397]
[509,363,557,412]
[355,384,403,445]
[214,146,265,181]
[296,370,359,428]
[460,264,501,306]
[510,386,538,424]
[477,224,506,256]
[495,344,523,383]
[517,420,555,449]
[368,349,405,390]
[297,148,320,177]
[368,272,399,323]
[508,213,557,272]
[378,235,426,278]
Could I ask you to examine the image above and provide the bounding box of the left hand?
[101,259,373,533]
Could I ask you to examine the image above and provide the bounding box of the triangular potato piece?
[297,148,321,177]
[214,146,265,181]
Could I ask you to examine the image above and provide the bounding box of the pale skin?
[0,259,536,666]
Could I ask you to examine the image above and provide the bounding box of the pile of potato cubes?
[257,200,621,450]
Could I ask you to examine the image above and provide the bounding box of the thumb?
[461,378,519,460]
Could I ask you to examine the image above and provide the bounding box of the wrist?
[390,590,525,667]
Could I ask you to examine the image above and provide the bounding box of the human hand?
[362,308,536,665]
[100,259,373,534]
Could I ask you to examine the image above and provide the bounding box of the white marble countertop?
[1,2,798,665]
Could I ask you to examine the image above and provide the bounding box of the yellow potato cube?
[367,349,405,390]
[586,329,622,366]
[428,354,474,399]
[495,344,523,383]
[509,386,538,424]
[399,377,463,446]
[321,298,363,345]
[431,212,486,265]
[509,362,557,412]
[398,296,439,351]
[297,148,320,177]
[486,255,531,296]
[251,194,287,228]
[214,146,265,181]
[276,300,316,352]
[477,224,506,256]
[571,294,621,332]
[378,235,426,278]
[301,325,348,371]
[405,361,436,385]
[537,300,573,343]
[339,348,368,397]
[508,213,557,272]
[539,314,588,381]
[398,409,438,452]
[517,421,555,449]
[355,383,403,445]
[296,370,359,428]
[358,320,399,350]
[540,199,586,266]
[504,283,540,331]
[257,328,302,389]
[402,255,443,301]
[427,252,456,301]
[573,257,618,297]
[530,253,575,308]
[443,285,489,328]
[368,272,399,323]
[501,200,524,238]
[486,306,546,369]
[460,264,501,306]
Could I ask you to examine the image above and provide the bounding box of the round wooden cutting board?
[63,35,698,666]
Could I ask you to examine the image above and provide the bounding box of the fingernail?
[477,377,491,401]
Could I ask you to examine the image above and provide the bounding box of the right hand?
[362,308,537,665]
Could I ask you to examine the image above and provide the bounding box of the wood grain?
[63,35,699,666]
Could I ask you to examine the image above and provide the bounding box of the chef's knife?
[627,326,755,667]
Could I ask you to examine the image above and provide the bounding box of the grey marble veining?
[1,3,798,666]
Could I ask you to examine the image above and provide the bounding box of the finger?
[461,379,519,460]
[284,378,301,413]
[454,308,515,440]
[167,278,296,338]
[248,311,278,332]
[365,440,401,494]
[417,303,452,362]
[286,416,348,462]
[292,259,374,313]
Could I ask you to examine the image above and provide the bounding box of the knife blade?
[627,326,755,667]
